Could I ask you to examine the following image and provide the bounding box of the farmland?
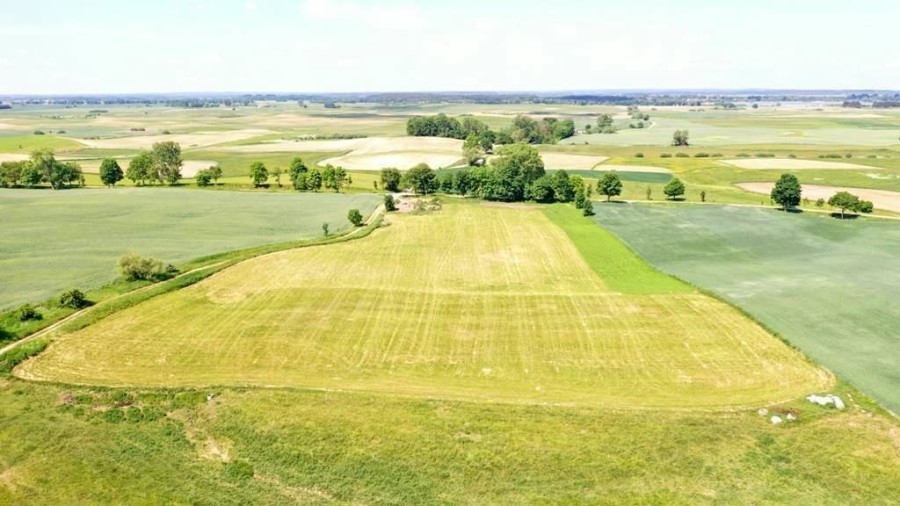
[2,100,900,503]
[20,203,828,408]
[593,203,900,414]
[0,188,379,310]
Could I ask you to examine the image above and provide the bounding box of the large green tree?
[380,167,402,192]
[306,167,323,192]
[770,173,802,211]
[289,157,308,190]
[672,129,690,146]
[249,161,268,187]
[663,178,686,200]
[597,172,623,202]
[127,151,154,186]
[150,141,182,185]
[99,158,124,187]
[0,160,26,187]
[404,163,438,195]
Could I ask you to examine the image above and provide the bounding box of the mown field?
[21,202,827,408]
[0,188,379,310]
[593,203,900,414]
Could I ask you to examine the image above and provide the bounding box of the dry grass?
[76,129,271,150]
[22,202,828,408]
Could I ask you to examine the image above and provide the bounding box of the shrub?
[634,152,644,158]
[161,130,171,135]
[694,152,709,158]
[118,253,168,281]
[845,153,853,158]
[736,153,750,158]
[582,199,594,216]
[711,153,723,157]
[755,153,775,158]
[384,194,397,212]
[347,208,363,226]
[660,153,672,158]
[33,130,45,135]
[18,304,41,321]
[675,152,689,158]
[788,154,797,158]
[815,198,825,207]
[59,289,88,309]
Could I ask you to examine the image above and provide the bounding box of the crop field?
[0,188,379,310]
[593,203,900,414]
[20,202,827,408]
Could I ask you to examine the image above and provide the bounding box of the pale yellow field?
[596,163,671,173]
[74,129,271,150]
[722,158,877,170]
[537,153,609,170]
[737,182,900,213]
[21,203,828,408]
[0,153,29,162]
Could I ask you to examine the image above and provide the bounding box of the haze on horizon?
[1,0,897,95]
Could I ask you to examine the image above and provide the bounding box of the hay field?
[722,158,878,170]
[0,188,379,310]
[595,203,900,413]
[22,203,828,408]
[538,152,608,170]
[737,182,900,213]
[75,129,271,150]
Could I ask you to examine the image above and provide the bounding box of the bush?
[694,152,709,158]
[59,289,88,309]
[384,194,397,212]
[634,152,644,158]
[755,153,775,158]
[347,208,363,226]
[845,153,853,159]
[660,153,672,158]
[675,152,689,158]
[736,153,750,158]
[18,304,41,322]
[711,153,723,157]
[582,200,595,216]
[118,253,168,281]
[33,130,45,135]
[815,198,825,207]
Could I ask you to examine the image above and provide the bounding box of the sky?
[0,0,897,94]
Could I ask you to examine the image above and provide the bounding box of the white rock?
[786,413,797,421]
[832,396,845,410]
[770,415,783,425]
[757,408,769,416]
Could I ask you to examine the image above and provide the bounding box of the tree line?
[407,113,576,147]
[770,173,875,217]
[0,149,84,189]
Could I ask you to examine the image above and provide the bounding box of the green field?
[593,203,900,414]
[0,188,379,310]
[20,202,826,408]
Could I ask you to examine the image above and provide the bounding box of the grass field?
[592,203,900,414]
[21,202,827,408]
[1,378,898,505]
[0,188,379,310]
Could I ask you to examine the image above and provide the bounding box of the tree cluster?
[0,149,83,189]
[118,253,176,281]
[195,165,223,187]
[770,173,801,211]
[285,157,350,192]
[827,191,874,218]
[407,113,575,146]
[672,130,690,146]
[126,141,183,186]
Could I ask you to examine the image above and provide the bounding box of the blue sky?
[0,0,897,94]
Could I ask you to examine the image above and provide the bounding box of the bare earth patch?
[0,153,29,163]
[737,182,900,213]
[228,136,464,170]
[722,159,877,170]
[539,153,609,170]
[74,129,271,150]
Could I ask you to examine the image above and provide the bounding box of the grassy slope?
[0,188,379,310]
[22,202,825,408]
[593,203,900,414]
